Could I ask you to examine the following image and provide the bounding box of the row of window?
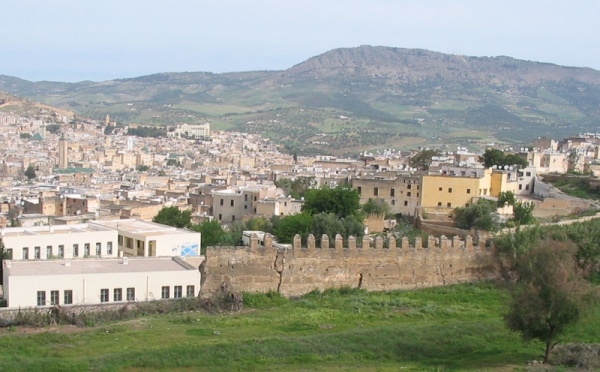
[37,290,73,306]
[357,186,420,197]
[160,285,196,299]
[9,242,114,260]
[100,287,137,302]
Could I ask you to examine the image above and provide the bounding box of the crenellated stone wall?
[201,233,498,298]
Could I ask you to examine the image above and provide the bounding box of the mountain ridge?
[2,46,600,155]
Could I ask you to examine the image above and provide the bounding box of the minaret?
[58,133,68,169]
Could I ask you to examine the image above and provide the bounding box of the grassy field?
[0,282,598,371]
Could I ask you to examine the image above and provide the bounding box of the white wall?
[4,259,201,308]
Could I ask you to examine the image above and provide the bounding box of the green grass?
[0,282,598,371]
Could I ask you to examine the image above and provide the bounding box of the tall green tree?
[452,199,498,231]
[153,207,192,228]
[24,165,36,180]
[0,237,11,285]
[409,149,441,171]
[302,185,360,218]
[481,148,528,168]
[361,198,391,217]
[270,213,313,244]
[191,220,227,249]
[505,240,595,364]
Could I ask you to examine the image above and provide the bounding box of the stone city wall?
[201,233,498,298]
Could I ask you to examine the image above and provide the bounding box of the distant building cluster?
[1,109,600,310]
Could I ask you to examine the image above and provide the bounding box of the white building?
[1,223,118,260]
[93,219,201,257]
[2,256,201,308]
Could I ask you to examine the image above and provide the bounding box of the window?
[174,286,183,298]
[6,249,12,259]
[518,184,523,190]
[107,242,113,255]
[161,286,170,299]
[447,202,452,208]
[404,201,408,206]
[96,243,101,256]
[244,194,248,201]
[100,289,109,303]
[390,188,395,197]
[525,184,530,191]
[58,245,64,258]
[407,192,411,197]
[437,202,442,207]
[126,287,135,301]
[73,244,79,257]
[439,187,443,191]
[448,188,453,193]
[220,199,224,206]
[407,184,411,190]
[84,243,90,256]
[416,185,420,190]
[34,246,40,259]
[118,235,123,245]
[391,200,396,205]
[46,245,52,258]
[64,290,73,305]
[466,188,471,194]
[230,200,234,207]
[526,172,531,177]
[232,215,236,222]
[50,290,59,305]
[22,247,29,260]
[218,214,222,221]
[114,288,122,302]
[357,186,362,195]
[373,187,379,196]
[37,291,46,306]
[186,285,195,297]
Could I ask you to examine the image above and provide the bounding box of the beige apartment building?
[351,174,421,216]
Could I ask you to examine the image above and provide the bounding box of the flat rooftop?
[91,219,193,236]
[5,256,202,276]
[1,223,114,238]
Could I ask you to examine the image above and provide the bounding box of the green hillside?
[2,46,600,155]
[2,282,598,371]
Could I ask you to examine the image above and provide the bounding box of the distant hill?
[2,46,600,155]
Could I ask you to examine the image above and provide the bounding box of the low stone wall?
[201,233,498,298]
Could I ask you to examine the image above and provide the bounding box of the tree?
[505,240,595,363]
[0,237,11,285]
[153,207,192,228]
[497,191,515,208]
[302,185,360,218]
[481,148,528,169]
[361,198,391,217]
[310,212,365,246]
[512,200,535,226]
[275,177,315,199]
[191,220,227,250]
[481,148,506,168]
[452,199,498,231]
[504,154,529,168]
[270,213,313,244]
[409,149,441,171]
[24,165,36,180]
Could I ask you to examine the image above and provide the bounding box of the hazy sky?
[3,0,599,82]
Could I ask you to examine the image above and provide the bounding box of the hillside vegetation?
[2,282,599,371]
[2,46,600,155]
